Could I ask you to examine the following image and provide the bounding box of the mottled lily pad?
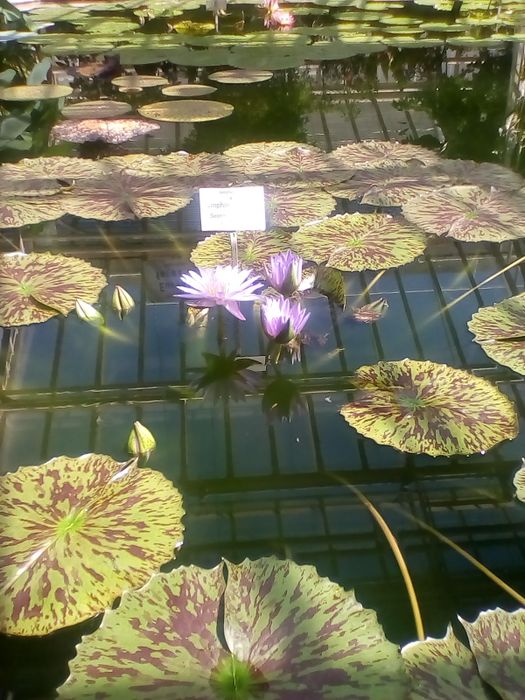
[265,184,336,227]
[0,84,73,101]
[437,159,525,191]
[65,172,194,221]
[402,185,525,242]
[161,84,217,96]
[331,140,441,171]
[0,453,184,635]
[291,213,427,271]
[138,99,234,122]
[340,359,518,456]
[191,230,291,273]
[0,252,107,327]
[403,609,525,699]
[208,69,273,83]
[58,557,406,698]
[61,100,133,119]
[51,118,160,144]
[468,293,525,374]
[111,75,168,88]
[0,192,66,230]
[224,140,334,179]
[0,156,107,181]
[327,165,449,206]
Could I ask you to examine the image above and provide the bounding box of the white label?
[199,186,266,231]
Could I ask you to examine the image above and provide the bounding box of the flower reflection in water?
[195,352,264,402]
[176,265,263,321]
[262,375,306,422]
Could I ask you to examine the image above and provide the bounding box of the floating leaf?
[0,253,107,327]
[468,293,525,374]
[330,140,441,171]
[65,172,194,221]
[111,75,169,88]
[436,159,525,191]
[191,230,291,273]
[0,191,66,229]
[138,99,234,122]
[265,184,336,227]
[128,421,156,459]
[61,100,133,119]
[292,213,427,271]
[161,84,217,96]
[224,140,333,178]
[208,69,273,83]
[51,118,160,145]
[0,155,107,181]
[58,557,406,698]
[402,186,525,242]
[340,359,518,456]
[0,84,73,101]
[314,263,346,309]
[0,454,184,635]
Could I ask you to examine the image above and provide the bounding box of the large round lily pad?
[330,140,441,171]
[208,69,273,83]
[0,453,184,635]
[224,140,332,178]
[51,118,160,144]
[161,84,217,96]
[0,84,73,101]
[58,557,406,698]
[402,185,525,242]
[265,184,336,227]
[436,159,525,191]
[0,156,107,181]
[111,75,168,88]
[61,100,132,119]
[138,99,234,122]
[191,230,291,273]
[403,609,525,700]
[340,359,518,456]
[468,293,525,374]
[0,252,107,327]
[291,213,427,271]
[0,192,66,230]
[65,172,194,221]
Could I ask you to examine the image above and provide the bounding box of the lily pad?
[0,84,73,101]
[58,557,406,698]
[0,252,107,327]
[138,99,234,122]
[65,172,194,221]
[0,453,184,635]
[0,156,107,181]
[402,185,525,243]
[161,84,217,96]
[111,75,169,88]
[468,293,525,374]
[224,140,334,178]
[51,118,160,144]
[340,359,518,456]
[0,192,66,230]
[436,159,525,191]
[331,140,441,171]
[265,184,336,227]
[61,100,133,119]
[327,165,450,206]
[208,69,273,83]
[403,609,525,700]
[191,230,291,273]
[291,213,427,271]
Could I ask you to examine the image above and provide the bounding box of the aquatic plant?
[128,421,156,460]
[176,265,263,321]
[263,0,295,30]
[264,249,304,296]
[112,285,135,320]
[196,351,263,401]
[260,294,310,343]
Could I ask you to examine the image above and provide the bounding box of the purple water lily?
[176,265,263,321]
[265,250,304,297]
[260,295,310,344]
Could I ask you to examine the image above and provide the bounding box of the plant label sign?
[199,186,266,231]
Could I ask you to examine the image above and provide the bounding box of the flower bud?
[75,299,104,326]
[127,421,156,461]
[112,285,135,320]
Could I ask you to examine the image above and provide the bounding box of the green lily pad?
[0,84,73,101]
[0,252,107,327]
[208,69,273,83]
[161,84,217,96]
[402,185,525,243]
[291,213,427,271]
[229,48,304,70]
[61,100,132,119]
[191,229,291,273]
[0,453,184,635]
[138,99,234,122]
[58,557,406,698]
[468,293,525,374]
[340,359,518,456]
[111,75,169,88]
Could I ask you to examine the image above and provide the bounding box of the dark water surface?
[2,6,525,696]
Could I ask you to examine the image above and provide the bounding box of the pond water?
[2,0,525,697]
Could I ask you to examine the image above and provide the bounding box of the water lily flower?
[260,295,310,344]
[264,0,295,29]
[75,299,104,326]
[112,285,135,320]
[176,265,263,321]
[127,421,156,461]
[265,250,304,297]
